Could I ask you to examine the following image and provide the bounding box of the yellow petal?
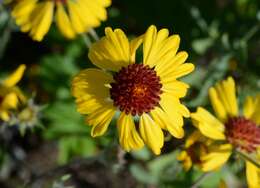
[139,113,164,155]
[56,2,76,39]
[155,51,187,78]
[209,87,227,121]
[177,151,192,171]
[72,68,113,115]
[88,27,131,71]
[0,110,10,121]
[117,112,144,151]
[12,0,37,27]
[72,68,113,99]
[143,25,171,67]
[191,107,226,140]
[246,161,260,188]
[185,131,202,148]
[150,107,184,138]
[213,77,238,118]
[29,2,54,41]
[159,63,195,82]
[67,0,86,33]
[79,0,109,27]
[244,94,260,125]
[161,80,189,98]
[2,92,19,109]
[3,64,26,87]
[159,92,190,128]
[86,104,116,137]
[130,36,143,63]
[201,144,232,171]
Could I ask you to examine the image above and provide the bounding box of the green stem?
[235,149,260,168]
[191,172,212,188]
[89,28,100,41]
[81,34,92,49]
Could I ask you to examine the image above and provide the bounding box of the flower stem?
[81,34,92,49]
[191,172,211,188]
[89,28,100,41]
[235,149,260,168]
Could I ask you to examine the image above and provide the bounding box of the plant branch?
[81,34,92,49]
[89,28,100,41]
[235,149,260,168]
[190,172,211,188]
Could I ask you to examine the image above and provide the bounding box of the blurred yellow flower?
[191,77,260,188]
[177,131,212,171]
[11,0,111,41]
[72,25,194,154]
[0,64,26,122]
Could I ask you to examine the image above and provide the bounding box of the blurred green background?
[0,0,259,187]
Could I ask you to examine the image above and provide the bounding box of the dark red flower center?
[0,96,3,104]
[225,116,260,153]
[110,64,162,116]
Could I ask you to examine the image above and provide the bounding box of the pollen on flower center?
[110,64,162,116]
[225,116,260,153]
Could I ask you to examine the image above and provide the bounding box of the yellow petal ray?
[159,93,190,128]
[161,80,189,98]
[177,151,192,171]
[244,94,260,125]
[214,77,238,118]
[1,93,19,109]
[130,36,143,63]
[139,113,164,155]
[150,107,184,138]
[246,161,260,188]
[29,2,54,41]
[88,27,131,71]
[209,87,227,121]
[3,64,26,87]
[56,2,76,39]
[67,0,86,33]
[72,68,113,115]
[0,110,10,121]
[117,112,144,151]
[143,25,182,69]
[155,51,187,78]
[12,0,37,27]
[80,0,107,23]
[159,63,195,83]
[185,131,202,148]
[191,107,226,140]
[86,104,116,137]
[201,144,232,171]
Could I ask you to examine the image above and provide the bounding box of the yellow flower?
[191,77,260,188]
[72,25,194,155]
[11,0,111,41]
[177,131,212,171]
[0,64,26,121]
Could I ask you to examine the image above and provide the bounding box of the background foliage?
[0,0,260,187]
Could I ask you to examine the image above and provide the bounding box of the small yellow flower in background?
[191,77,260,188]
[11,0,111,41]
[177,131,212,171]
[72,25,194,155]
[0,64,26,122]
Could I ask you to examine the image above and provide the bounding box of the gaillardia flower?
[0,64,26,122]
[191,77,260,188]
[72,25,194,154]
[177,131,212,171]
[11,0,111,41]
